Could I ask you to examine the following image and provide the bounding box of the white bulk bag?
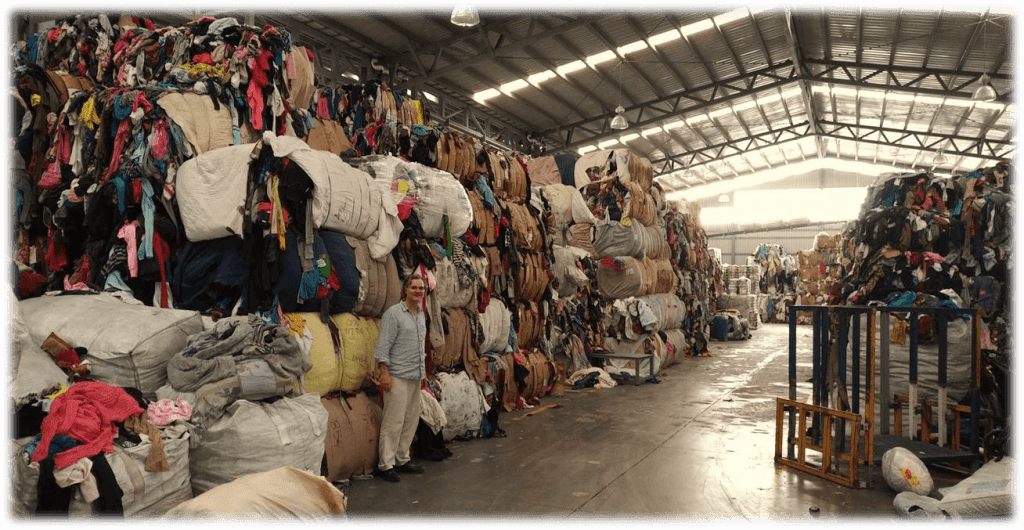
[175,143,254,242]
[18,293,203,397]
[11,292,69,404]
[188,393,328,496]
[434,371,486,442]
[478,298,512,354]
[356,156,473,239]
[12,423,192,517]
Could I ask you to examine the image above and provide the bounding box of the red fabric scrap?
[31,381,143,469]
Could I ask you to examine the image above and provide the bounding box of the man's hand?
[370,362,392,392]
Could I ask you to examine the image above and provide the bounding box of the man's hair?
[401,274,425,300]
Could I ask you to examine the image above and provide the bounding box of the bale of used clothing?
[567,223,598,255]
[164,466,347,518]
[486,151,530,203]
[551,245,592,297]
[467,189,499,246]
[573,148,652,191]
[503,200,546,252]
[429,308,487,385]
[351,155,473,240]
[320,392,382,483]
[12,422,193,517]
[155,92,242,157]
[641,224,671,260]
[536,184,598,233]
[18,293,204,397]
[163,316,312,429]
[514,300,546,350]
[348,236,402,318]
[634,293,687,334]
[11,294,70,405]
[595,256,678,300]
[282,312,378,395]
[188,393,327,496]
[429,245,481,310]
[519,351,557,403]
[659,329,689,368]
[478,298,512,354]
[591,220,647,259]
[434,370,486,441]
[525,155,561,186]
[513,251,551,302]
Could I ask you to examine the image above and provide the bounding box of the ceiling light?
[450,5,480,27]
[641,126,664,137]
[610,106,628,130]
[718,193,731,203]
[598,138,619,149]
[610,62,628,130]
[578,145,598,155]
[620,133,640,142]
[972,74,998,101]
[932,151,948,165]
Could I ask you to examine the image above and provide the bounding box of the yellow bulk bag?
[336,313,380,393]
[287,313,343,394]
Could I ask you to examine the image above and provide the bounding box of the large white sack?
[188,393,327,496]
[937,456,1013,517]
[478,298,512,354]
[175,143,254,242]
[351,155,472,239]
[18,293,203,397]
[435,371,486,442]
[11,423,192,517]
[535,184,597,229]
[551,245,591,297]
[164,466,347,519]
[262,132,384,241]
[11,293,69,404]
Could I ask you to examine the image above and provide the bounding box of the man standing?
[372,274,428,482]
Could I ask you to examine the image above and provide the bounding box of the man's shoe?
[376,468,400,482]
[395,462,425,474]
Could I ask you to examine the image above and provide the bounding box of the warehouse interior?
[6,4,1016,521]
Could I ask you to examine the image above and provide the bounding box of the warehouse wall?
[707,223,845,266]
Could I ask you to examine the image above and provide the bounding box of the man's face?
[406,278,426,304]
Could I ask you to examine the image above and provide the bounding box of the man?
[372,274,428,482]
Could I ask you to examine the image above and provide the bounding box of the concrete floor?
[338,323,970,522]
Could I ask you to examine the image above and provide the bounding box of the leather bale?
[320,392,382,483]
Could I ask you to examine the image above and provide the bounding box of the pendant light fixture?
[971,13,998,102]
[610,61,628,130]
[450,5,480,27]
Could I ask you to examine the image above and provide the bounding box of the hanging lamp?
[972,74,997,101]
[450,5,480,27]
[610,61,628,130]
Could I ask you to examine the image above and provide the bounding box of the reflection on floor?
[339,323,970,521]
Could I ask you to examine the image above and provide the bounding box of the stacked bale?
[749,243,800,323]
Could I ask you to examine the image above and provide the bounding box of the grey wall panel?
[707,223,845,266]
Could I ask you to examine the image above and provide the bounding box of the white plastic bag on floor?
[882,447,934,495]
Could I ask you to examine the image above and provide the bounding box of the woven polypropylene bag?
[882,446,934,495]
